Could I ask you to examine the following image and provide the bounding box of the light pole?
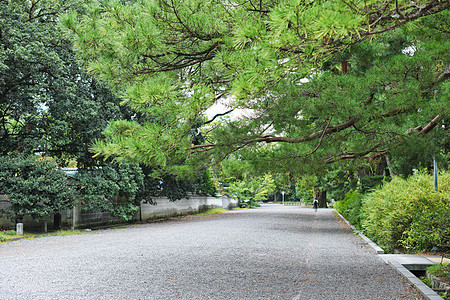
[282,191,285,205]
[434,155,438,191]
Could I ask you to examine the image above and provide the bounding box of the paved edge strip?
[334,210,384,254]
[334,209,443,300]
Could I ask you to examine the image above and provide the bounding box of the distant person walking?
[313,198,319,212]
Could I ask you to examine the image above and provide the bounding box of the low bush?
[427,263,449,278]
[361,171,449,253]
[334,190,364,229]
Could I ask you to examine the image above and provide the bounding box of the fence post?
[16,223,23,236]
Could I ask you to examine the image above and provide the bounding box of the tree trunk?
[342,60,348,74]
[318,190,327,208]
[385,155,395,176]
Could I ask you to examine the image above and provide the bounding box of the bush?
[0,155,76,222]
[361,171,449,253]
[334,190,364,229]
[427,263,449,278]
[76,162,144,221]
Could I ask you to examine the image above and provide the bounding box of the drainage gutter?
[334,209,443,300]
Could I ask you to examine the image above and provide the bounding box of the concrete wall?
[0,194,238,230]
[139,195,232,220]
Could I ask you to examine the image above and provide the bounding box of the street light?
[282,191,285,205]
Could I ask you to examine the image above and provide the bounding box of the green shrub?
[0,155,76,222]
[362,171,449,252]
[335,190,364,229]
[427,263,449,278]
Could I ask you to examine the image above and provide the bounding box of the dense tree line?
[0,0,216,226]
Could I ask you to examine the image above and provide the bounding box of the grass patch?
[197,208,228,215]
[427,263,449,278]
[0,230,34,241]
[0,229,90,243]
[46,229,89,237]
[231,207,247,210]
[422,263,450,300]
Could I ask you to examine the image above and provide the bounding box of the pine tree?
[62,0,449,174]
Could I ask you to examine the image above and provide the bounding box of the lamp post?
[434,155,438,191]
[282,191,285,205]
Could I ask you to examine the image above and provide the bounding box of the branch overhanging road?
[0,205,422,299]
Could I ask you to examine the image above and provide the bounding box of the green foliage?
[421,276,431,287]
[426,263,450,300]
[0,0,129,166]
[360,175,386,193]
[427,263,449,278]
[76,162,144,221]
[228,174,275,208]
[295,175,317,202]
[74,162,215,220]
[335,190,364,229]
[362,171,450,252]
[62,0,449,175]
[322,167,359,201]
[197,169,217,196]
[0,155,76,221]
[402,175,450,252]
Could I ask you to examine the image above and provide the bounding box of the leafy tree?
[295,175,317,203]
[0,155,76,224]
[321,167,358,202]
[228,174,275,208]
[62,0,449,176]
[0,0,130,166]
[75,162,144,221]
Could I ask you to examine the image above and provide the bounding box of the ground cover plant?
[196,208,228,215]
[0,229,88,243]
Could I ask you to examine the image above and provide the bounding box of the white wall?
[0,194,239,229]
[140,195,237,220]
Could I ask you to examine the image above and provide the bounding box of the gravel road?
[0,205,422,299]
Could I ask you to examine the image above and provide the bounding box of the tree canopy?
[0,0,221,224]
[0,0,131,166]
[63,0,449,176]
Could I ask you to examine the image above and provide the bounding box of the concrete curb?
[334,209,443,300]
[388,261,443,300]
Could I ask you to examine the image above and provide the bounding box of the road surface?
[0,205,422,299]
